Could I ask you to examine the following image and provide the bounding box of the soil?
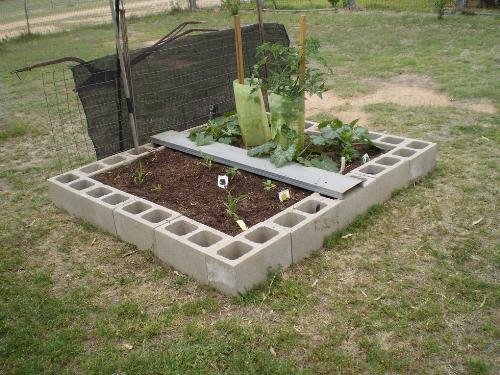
[94,148,310,236]
[320,143,385,174]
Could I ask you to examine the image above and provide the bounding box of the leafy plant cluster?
[247,118,375,172]
[307,118,372,163]
[434,0,447,19]
[328,0,349,8]
[188,113,240,146]
[220,0,240,15]
[250,39,330,100]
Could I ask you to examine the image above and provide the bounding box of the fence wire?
[0,0,222,39]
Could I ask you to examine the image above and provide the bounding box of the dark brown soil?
[324,143,385,174]
[94,148,310,236]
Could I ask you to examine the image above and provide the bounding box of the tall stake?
[234,16,244,84]
[23,0,31,35]
[108,0,139,153]
[255,0,269,111]
[299,15,306,84]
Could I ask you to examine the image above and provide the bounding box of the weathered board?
[151,131,363,199]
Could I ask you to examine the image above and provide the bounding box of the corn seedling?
[224,191,247,221]
[152,184,162,192]
[133,162,150,185]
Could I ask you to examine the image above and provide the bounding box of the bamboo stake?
[255,0,269,111]
[108,0,139,153]
[299,15,307,83]
[234,15,244,84]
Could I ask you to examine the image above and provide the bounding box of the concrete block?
[392,139,437,181]
[263,194,342,263]
[349,154,410,194]
[207,224,292,295]
[79,186,135,234]
[114,199,180,250]
[47,173,98,217]
[154,217,230,284]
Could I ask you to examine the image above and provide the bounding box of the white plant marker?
[339,157,346,174]
[217,175,228,189]
[236,219,248,231]
[362,153,370,164]
[278,189,290,202]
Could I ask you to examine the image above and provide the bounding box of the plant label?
[339,157,346,174]
[236,219,248,231]
[217,175,229,189]
[278,189,290,202]
[362,153,370,164]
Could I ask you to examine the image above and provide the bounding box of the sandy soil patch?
[306,74,496,123]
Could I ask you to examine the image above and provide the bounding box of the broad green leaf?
[270,144,296,167]
[194,132,214,146]
[247,142,276,157]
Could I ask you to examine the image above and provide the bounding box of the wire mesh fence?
[0,0,223,39]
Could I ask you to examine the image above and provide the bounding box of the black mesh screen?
[71,23,289,159]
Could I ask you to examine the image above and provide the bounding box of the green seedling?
[200,154,214,168]
[133,162,150,185]
[152,184,162,192]
[225,166,241,180]
[225,191,247,221]
[263,179,276,191]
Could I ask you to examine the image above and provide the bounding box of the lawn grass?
[0,9,499,374]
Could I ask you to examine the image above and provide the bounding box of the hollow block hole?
[165,220,197,236]
[56,173,79,184]
[69,180,94,191]
[102,155,126,165]
[188,230,222,247]
[86,187,112,198]
[359,164,386,176]
[380,136,404,145]
[80,163,104,174]
[392,148,416,158]
[296,200,327,214]
[102,193,129,205]
[218,241,253,260]
[274,212,306,228]
[376,156,400,166]
[245,226,278,244]
[123,201,152,215]
[141,209,172,223]
[407,141,429,150]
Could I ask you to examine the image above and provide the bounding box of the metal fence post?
[456,0,466,12]
[23,0,31,35]
[188,0,197,10]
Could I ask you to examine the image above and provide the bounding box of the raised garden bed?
[47,124,437,295]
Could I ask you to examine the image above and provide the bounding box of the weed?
[225,166,240,180]
[200,154,214,169]
[263,179,277,191]
[434,0,447,19]
[151,184,162,192]
[133,162,150,185]
[224,191,247,221]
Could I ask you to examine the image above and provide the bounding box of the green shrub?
[434,0,447,19]
[221,0,240,15]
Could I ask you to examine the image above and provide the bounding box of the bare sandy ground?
[305,74,497,123]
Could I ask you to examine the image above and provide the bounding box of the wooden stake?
[234,15,244,84]
[299,15,306,83]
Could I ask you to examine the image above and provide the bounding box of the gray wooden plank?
[151,131,363,199]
